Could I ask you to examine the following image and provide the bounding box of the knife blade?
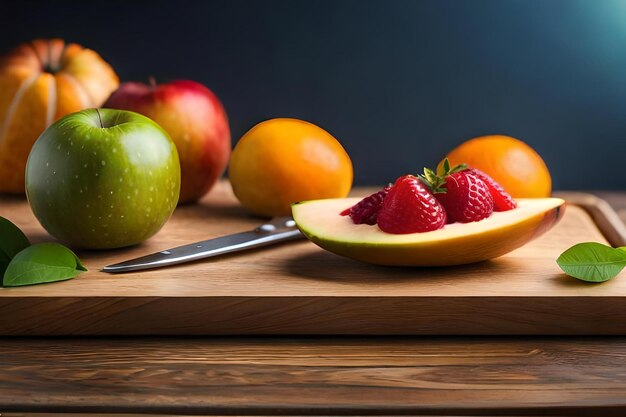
[102,217,303,273]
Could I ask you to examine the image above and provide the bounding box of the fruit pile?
[0,38,554,255]
[0,38,232,249]
[0,39,230,203]
[341,160,518,234]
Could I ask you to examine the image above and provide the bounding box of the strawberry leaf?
[424,159,470,194]
[449,163,469,174]
[443,158,451,174]
[419,169,447,193]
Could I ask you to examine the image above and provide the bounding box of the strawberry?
[466,168,517,212]
[340,185,391,225]
[420,159,493,223]
[376,175,447,234]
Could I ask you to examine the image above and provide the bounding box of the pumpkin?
[0,39,119,193]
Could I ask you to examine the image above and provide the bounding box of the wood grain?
[0,183,625,335]
[2,337,626,415]
[555,191,626,247]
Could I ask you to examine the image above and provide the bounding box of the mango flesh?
[292,198,565,266]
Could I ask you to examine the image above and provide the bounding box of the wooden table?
[1,191,625,416]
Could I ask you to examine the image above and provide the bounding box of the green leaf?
[556,242,626,283]
[424,159,469,194]
[423,168,436,183]
[3,243,87,287]
[449,163,469,174]
[419,167,446,193]
[443,158,450,174]
[0,216,30,280]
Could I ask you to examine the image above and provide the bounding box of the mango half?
[292,198,565,266]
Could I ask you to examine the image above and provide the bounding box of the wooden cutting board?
[1,182,625,336]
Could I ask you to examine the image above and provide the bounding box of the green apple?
[26,108,181,249]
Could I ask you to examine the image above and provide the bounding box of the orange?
[228,118,353,217]
[441,135,552,198]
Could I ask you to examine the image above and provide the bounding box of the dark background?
[3,0,625,189]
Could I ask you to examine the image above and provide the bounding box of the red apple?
[105,80,230,204]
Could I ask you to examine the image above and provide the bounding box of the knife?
[102,217,303,273]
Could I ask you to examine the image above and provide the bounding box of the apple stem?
[95,108,104,128]
[149,76,157,89]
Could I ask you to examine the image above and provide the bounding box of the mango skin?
[293,198,565,267]
[26,108,180,249]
